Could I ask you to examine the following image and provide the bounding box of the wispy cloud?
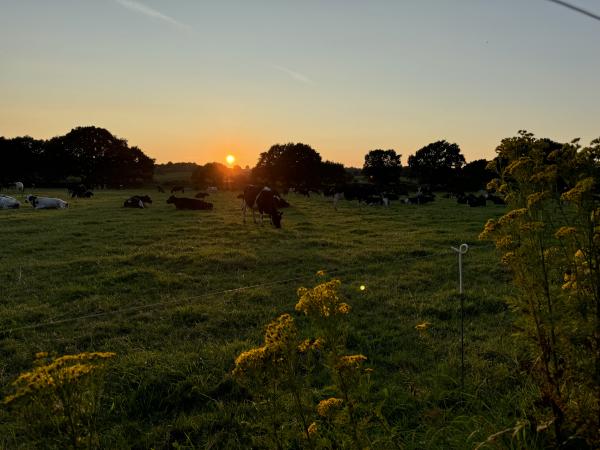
[114,0,192,33]
[271,64,313,84]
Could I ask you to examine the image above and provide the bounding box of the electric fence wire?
[0,244,498,336]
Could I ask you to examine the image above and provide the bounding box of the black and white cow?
[124,195,152,208]
[26,195,68,209]
[0,195,20,209]
[242,185,283,228]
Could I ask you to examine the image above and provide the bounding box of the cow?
[15,182,24,193]
[0,195,20,209]
[404,192,435,205]
[26,195,68,209]
[171,186,185,194]
[242,185,283,228]
[207,186,218,193]
[195,192,209,199]
[167,196,213,210]
[331,184,393,210]
[69,184,93,198]
[124,195,152,208]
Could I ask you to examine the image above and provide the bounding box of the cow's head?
[271,210,283,228]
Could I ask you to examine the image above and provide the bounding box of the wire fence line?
[0,244,499,336]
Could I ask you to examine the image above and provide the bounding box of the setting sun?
[226,154,235,166]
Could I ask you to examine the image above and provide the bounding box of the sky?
[1,0,599,168]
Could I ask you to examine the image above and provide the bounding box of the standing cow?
[242,185,283,228]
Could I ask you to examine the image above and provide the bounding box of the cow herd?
[1,181,506,230]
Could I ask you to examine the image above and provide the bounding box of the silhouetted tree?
[320,160,350,186]
[0,126,154,187]
[408,140,465,188]
[191,162,226,189]
[455,159,495,192]
[362,149,402,187]
[253,142,322,188]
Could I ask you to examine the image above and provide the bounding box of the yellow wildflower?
[232,346,268,378]
[264,314,297,351]
[35,352,48,359]
[479,219,497,240]
[415,321,431,331]
[316,397,344,417]
[298,339,311,353]
[316,270,326,277]
[498,208,528,226]
[307,422,318,437]
[337,303,351,314]
[555,227,577,239]
[312,338,325,350]
[519,221,545,232]
[526,191,547,209]
[336,354,367,371]
[486,179,501,192]
[495,236,514,250]
[296,279,349,319]
[561,177,595,203]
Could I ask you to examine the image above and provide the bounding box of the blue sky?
[1,0,599,167]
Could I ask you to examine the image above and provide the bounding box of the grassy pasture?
[0,190,535,449]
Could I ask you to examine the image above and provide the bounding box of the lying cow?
[242,185,283,228]
[0,195,20,209]
[26,195,68,209]
[167,195,213,210]
[171,186,185,194]
[124,195,152,208]
[165,195,212,210]
[195,192,209,199]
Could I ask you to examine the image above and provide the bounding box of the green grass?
[0,189,539,449]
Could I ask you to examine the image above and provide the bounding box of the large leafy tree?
[0,126,154,187]
[253,143,322,188]
[362,149,402,187]
[320,160,351,186]
[408,140,465,188]
[455,159,495,192]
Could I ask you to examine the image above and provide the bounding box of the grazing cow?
[26,195,68,209]
[330,183,380,210]
[69,185,94,199]
[157,186,165,193]
[242,185,283,228]
[195,192,209,199]
[0,195,20,209]
[167,196,213,210]
[171,186,185,194]
[124,195,152,208]
[15,182,24,193]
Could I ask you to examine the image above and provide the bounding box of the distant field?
[0,190,532,449]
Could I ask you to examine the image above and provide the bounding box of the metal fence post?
[451,243,469,392]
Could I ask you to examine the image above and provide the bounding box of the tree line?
[0,126,154,188]
[1,125,532,193]
[190,140,494,193]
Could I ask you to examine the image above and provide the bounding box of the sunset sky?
[1,0,599,167]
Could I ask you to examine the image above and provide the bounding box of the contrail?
[271,64,313,84]
[114,0,193,32]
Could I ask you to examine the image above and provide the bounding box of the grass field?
[0,189,536,449]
